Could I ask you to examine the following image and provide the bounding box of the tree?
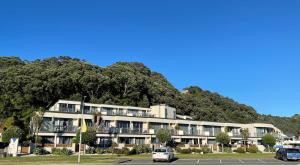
[216,132,230,152]
[296,127,300,140]
[240,128,250,146]
[73,128,97,146]
[31,109,44,148]
[2,126,24,143]
[156,129,172,145]
[262,134,276,152]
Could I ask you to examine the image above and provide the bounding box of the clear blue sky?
[1,0,299,116]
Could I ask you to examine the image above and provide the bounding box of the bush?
[96,148,105,154]
[128,148,137,155]
[86,147,96,154]
[33,147,49,155]
[2,127,24,143]
[234,147,246,153]
[247,145,259,153]
[179,148,192,154]
[52,148,72,155]
[201,146,212,154]
[264,147,276,152]
[191,148,202,153]
[133,145,151,154]
[223,147,232,153]
[114,147,130,155]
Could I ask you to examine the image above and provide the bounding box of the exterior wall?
[38,100,285,152]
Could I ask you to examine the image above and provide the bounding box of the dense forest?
[0,56,299,136]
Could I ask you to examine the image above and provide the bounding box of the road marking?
[197,159,200,164]
[238,159,244,163]
[257,159,265,163]
[219,159,222,164]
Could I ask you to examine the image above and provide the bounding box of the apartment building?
[38,100,285,151]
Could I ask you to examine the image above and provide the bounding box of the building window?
[135,138,145,145]
[58,136,72,144]
[41,136,54,144]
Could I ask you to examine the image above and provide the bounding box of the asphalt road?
[120,158,300,165]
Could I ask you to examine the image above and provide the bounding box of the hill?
[0,56,299,135]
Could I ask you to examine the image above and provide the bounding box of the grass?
[0,153,276,165]
[0,155,119,165]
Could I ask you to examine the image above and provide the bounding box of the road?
[120,158,300,165]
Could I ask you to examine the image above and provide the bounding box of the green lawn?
[0,153,276,165]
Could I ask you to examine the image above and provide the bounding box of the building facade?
[38,100,284,152]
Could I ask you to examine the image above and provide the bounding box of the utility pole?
[78,96,86,164]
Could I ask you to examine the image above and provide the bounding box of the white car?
[152,147,174,162]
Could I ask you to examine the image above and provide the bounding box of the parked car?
[152,147,174,162]
[276,148,300,161]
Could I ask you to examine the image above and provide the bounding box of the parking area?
[121,158,300,165]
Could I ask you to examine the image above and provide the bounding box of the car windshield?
[287,149,300,153]
[154,149,166,152]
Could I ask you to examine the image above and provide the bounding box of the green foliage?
[176,148,192,154]
[247,145,259,153]
[234,147,246,153]
[73,128,97,146]
[201,145,212,154]
[2,126,24,143]
[156,129,172,144]
[0,56,299,135]
[52,148,72,155]
[262,134,276,147]
[216,132,230,145]
[240,128,250,144]
[33,147,49,155]
[86,147,96,154]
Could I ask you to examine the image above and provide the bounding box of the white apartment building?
[38,100,285,152]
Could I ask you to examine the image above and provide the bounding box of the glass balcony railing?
[40,125,78,133]
[96,127,148,134]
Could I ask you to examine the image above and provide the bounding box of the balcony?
[59,108,75,113]
[106,111,155,118]
[40,125,78,133]
[96,127,148,134]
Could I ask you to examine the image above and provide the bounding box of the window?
[58,136,72,144]
[41,136,54,144]
[135,138,145,145]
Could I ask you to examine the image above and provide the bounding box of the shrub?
[201,146,212,154]
[180,148,192,154]
[33,147,48,155]
[235,147,246,153]
[113,147,130,155]
[175,147,182,153]
[264,147,276,152]
[247,145,259,153]
[133,144,151,154]
[86,147,96,154]
[191,148,202,153]
[223,147,232,153]
[52,148,72,155]
[2,127,24,143]
[128,148,137,155]
[96,148,105,154]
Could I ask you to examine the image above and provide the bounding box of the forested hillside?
[0,56,299,135]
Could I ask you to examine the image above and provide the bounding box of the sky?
[0,0,300,116]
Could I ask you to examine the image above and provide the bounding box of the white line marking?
[197,159,200,164]
[220,159,222,164]
[257,159,265,163]
[238,159,244,163]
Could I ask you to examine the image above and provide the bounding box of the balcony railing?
[96,127,148,134]
[40,125,78,133]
